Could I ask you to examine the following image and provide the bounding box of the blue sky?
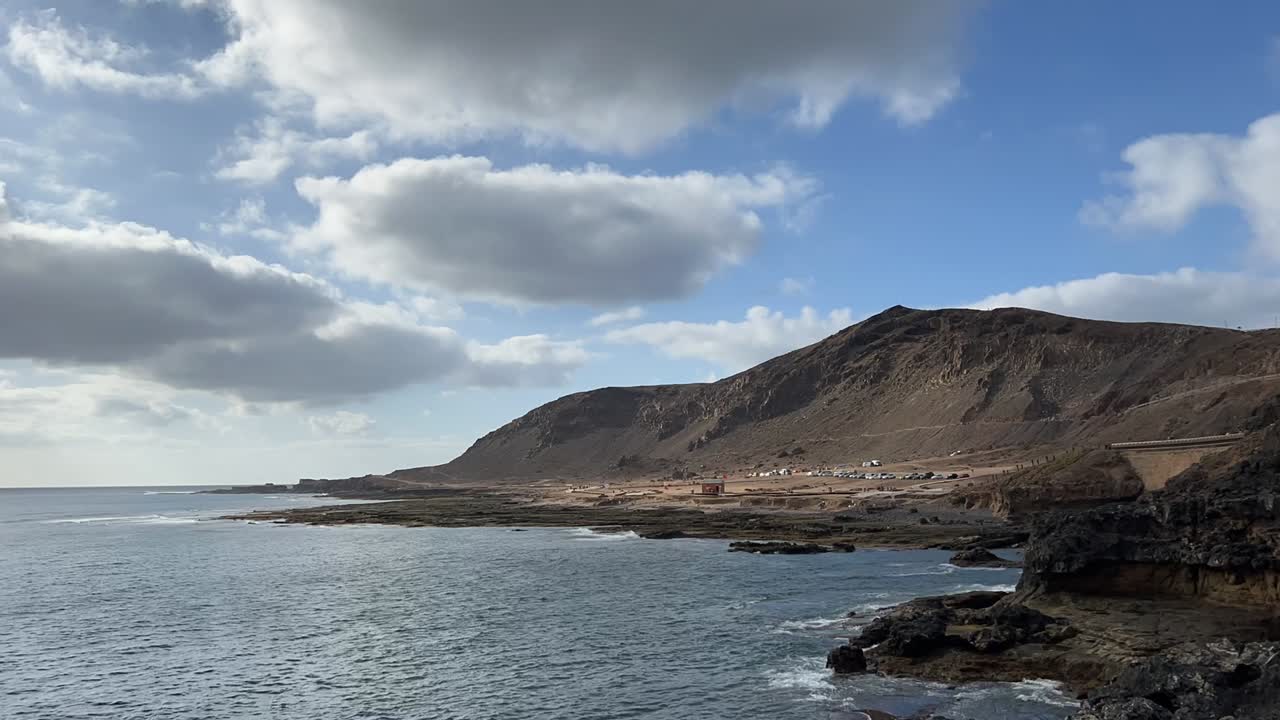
[2,1,1279,486]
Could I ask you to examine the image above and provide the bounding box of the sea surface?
[0,487,1077,719]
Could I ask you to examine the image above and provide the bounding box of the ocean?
[0,487,1077,719]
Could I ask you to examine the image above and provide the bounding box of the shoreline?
[221,488,1027,550]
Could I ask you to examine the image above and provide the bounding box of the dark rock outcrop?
[845,592,1070,661]
[826,645,867,674]
[948,548,1021,568]
[1074,641,1280,720]
[1019,429,1280,607]
[728,540,854,554]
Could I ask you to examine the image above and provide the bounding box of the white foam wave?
[1012,678,1079,708]
[566,528,640,541]
[44,514,199,525]
[942,562,1018,572]
[772,616,849,635]
[890,563,958,577]
[947,582,1018,594]
[142,491,197,495]
[764,661,835,701]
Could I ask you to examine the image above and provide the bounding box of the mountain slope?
[402,306,1280,483]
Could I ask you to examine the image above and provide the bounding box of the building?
[700,479,725,496]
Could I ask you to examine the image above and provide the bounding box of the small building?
[700,479,726,496]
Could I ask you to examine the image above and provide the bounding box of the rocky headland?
[827,427,1280,719]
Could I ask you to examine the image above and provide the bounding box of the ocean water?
[0,487,1076,719]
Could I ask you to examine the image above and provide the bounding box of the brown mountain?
[401,305,1280,484]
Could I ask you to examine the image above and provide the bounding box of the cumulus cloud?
[606,305,854,372]
[215,117,377,185]
[588,307,646,327]
[969,267,1280,329]
[5,10,204,99]
[0,185,588,403]
[197,0,976,152]
[1082,113,1280,260]
[307,411,374,436]
[293,156,814,304]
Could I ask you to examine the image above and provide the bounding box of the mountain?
[399,305,1280,484]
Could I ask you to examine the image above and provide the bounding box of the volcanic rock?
[948,548,1020,568]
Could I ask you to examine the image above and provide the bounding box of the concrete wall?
[1121,445,1236,491]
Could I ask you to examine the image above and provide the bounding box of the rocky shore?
[223,489,1024,549]
[827,427,1280,719]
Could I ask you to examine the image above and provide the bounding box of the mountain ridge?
[391,305,1280,484]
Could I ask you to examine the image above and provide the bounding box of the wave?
[566,528,640,541]
[947,582,1018,594]
[1012,678,1079,708]
[890,563,958,577]
[941,562,1018,572]
[764,660,835,701]
[43,514,199,525]
[141,490,198,495]
[772,615,850,635]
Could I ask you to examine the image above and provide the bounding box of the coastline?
[220,488,1027,550]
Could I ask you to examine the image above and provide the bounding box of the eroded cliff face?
[955,450,1144,518]
[1019,430,1280,607]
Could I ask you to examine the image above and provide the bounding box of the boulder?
[826,645,867,674]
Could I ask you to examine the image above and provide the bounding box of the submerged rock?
[728,541,826,554]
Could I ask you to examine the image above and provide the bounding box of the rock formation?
[947,547,1021,568]
[829,426,1280,719]
[1019,429,1280,606]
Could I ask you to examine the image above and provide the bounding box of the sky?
[1,1,1279,487]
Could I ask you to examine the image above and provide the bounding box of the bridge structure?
[1105,432,1246,490]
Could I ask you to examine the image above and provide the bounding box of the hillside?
[398,305,1280,484]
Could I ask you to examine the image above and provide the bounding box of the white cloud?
[0,184,589,403]
[207,196,283,241]
[588,306,646,327]
[306,410,374,436]
[407,296,465,323]
[0,372,217,445]
[23,177,116,223]
[5,10,204,99]
[462,335,592,387]
[293,156,815,305]
[1082,113,1280,260]
[198,0,977,152]
[606,305,854,372]
[215,117,377,185]
[778,276,814,296]
[969,267,1280,329]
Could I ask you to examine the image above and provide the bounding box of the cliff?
[1019,429,1280,607]
[400,305,1280,483]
